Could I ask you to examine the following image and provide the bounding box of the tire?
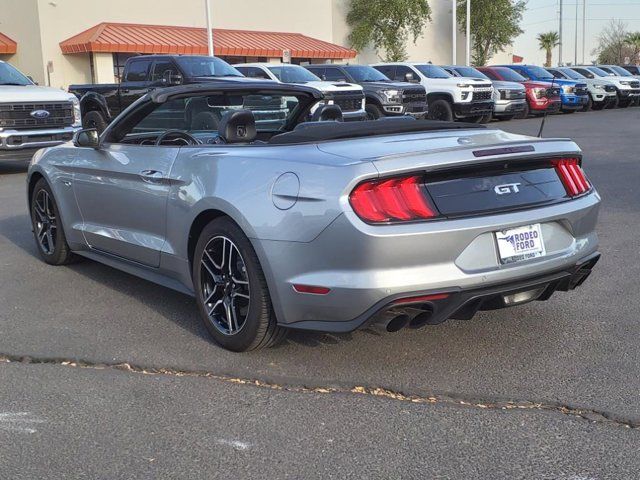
[607,96,620,109]
[619,97,631,108]
[582,96,593,112]
[497,115,515,121]
[30,178,78,266]
[191,111,220,130]
[192,217,286,352]
[466,113,492,124]
[82,110,108,134]
[428,99,454,122]
[562,108,576,114]
[365,103,383,120]
[591,101,605,111]
[515,102,530,119]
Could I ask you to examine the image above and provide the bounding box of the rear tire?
[192,217,286,352]
[82,110,108,134]
[428,99,454,122]
[30,179,78,266]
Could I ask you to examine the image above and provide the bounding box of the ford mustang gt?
[27,82,600,351]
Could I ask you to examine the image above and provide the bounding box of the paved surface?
[0,108,639,478]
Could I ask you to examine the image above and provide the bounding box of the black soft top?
[268,119,485,145]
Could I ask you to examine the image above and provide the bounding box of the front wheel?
[428,99,454,122]
[582,96,593,112]
[30,179,78,265]
[365,103,383,120]
[514,102,530,119]
[192,217,286,352]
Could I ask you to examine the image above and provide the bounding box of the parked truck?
[69,55,245,132]
[0,61,81,163]
[370,62,494,122]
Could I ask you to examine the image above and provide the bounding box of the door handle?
[139,170,164,183]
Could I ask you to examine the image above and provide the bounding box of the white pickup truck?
[0,61,81,163]
[371,62,494,122]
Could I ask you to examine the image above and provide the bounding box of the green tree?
[537,31,560,67]
[593,20,630,64]
[456,0,526,66]
[625,32,640,62]
[347,0,432,62]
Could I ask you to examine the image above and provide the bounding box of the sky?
[512,0,640,65]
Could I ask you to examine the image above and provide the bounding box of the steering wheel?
[155,129,200,146]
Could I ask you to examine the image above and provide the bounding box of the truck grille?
[402,89,426,104]
[501,89,526,100]
[0,102,74,129]
[630,81,640,89]
[604,85,616,92]
[575,85,588,96]
[472,90,493,101]
[547,87,561,98]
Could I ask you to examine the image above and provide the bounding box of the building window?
[113,53,140,82]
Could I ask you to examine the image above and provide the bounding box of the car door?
[72,99,186,267]
[119,58,154,111]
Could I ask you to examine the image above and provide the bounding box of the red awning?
[60,22,356,59]
[0,32,17,54]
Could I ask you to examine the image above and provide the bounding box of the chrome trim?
[0,126,80,150]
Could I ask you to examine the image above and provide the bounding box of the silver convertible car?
[27,82,601,351]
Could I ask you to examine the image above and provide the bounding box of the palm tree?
[537,31,560,67]
[625,32,640,62]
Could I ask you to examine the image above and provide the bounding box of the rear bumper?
[257,191,601,332]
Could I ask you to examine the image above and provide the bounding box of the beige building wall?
[0,0,514,88]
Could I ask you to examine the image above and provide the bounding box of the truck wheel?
[582,96,593,112]
[428,99,453,122]
[192,217,287,352]
[607,96,620,109]
[365,104,383,120]
[515,103,530,119]
[497,115,515,121]
[82,111,108,134]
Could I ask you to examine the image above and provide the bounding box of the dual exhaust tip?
[385,306,439,332]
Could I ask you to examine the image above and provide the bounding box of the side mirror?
[73,128,100,148]
[405,72,417,83]
[164,71,183,86]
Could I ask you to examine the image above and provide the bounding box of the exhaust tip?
[409,308,444,329]
[386,314,410,333]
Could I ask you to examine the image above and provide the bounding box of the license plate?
[495,224,546,264]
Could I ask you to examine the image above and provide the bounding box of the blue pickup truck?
[497,64,589,113]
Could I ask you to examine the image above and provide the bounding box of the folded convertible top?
[268,119,486,145]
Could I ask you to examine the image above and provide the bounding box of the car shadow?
[0,213,358,349]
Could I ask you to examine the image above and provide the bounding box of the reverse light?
[552,158,590,197]
[349,175,439,223]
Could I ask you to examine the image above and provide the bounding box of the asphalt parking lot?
[1,109,639,479]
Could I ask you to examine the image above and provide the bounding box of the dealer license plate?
[495,224,546,264]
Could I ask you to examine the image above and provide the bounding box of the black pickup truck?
[69,55,246,132]
[304,64,428,120]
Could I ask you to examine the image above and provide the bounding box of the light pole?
[574,0,578,65]
[466,0,470,65]
[582,0,586,63]
[452,0,457,64]
[205,0,214,57]
[558,0,563,66]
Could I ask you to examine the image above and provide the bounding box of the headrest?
[311,104,343,122]
[218,109,256,143]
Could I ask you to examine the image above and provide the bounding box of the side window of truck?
[125,60,151,82]
[394,66,414,82]
[374,65,395,79]
[150,60,180,84]
[323,68,347,82]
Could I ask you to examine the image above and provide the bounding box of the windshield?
[610,65,632,76]
[0,62,32,86]
[414,64,451,79]
[175,57,242,77]
[557,68,585,80]
[453,66,489,79]
[343,65,389,82]
[526,65,555,80]
[267,65,320,83]
[495,67,526,82]
[588,66,611,77]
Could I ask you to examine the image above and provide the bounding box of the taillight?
[552,158,590,197]
[349,175,438,223]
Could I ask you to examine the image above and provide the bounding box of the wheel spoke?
[225,299,235,333]
[232,291,250,300]
[45,229,54,253]
[203,284,218,304]
[207,299,224,317]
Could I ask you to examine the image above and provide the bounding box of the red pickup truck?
[478,66,561,118]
